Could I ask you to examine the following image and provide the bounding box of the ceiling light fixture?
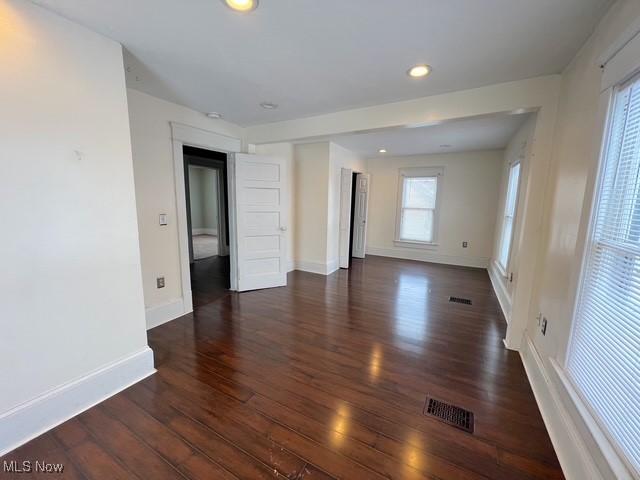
[260,102,278,110]
[407,64,431,78]
[222,0,258,12]
[206,112,223,119]
[439,144,452,148]
[379,149,387,153]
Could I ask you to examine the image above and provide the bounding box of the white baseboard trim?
[287,259,295,273]
[192,228,217,236]
[520,337,604,480]
[487,261,512,323]
[294,260,339,276]
[0,347,155,457]
[145,298,186,330]
[365,246,489,269]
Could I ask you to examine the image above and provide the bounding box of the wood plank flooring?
[1,256,564,479]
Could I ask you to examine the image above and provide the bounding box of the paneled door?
[234,154,288,291]
[352,173,370,258]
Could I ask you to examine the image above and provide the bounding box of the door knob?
[280,226,288,231]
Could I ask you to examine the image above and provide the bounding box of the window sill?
[394,240,439,250]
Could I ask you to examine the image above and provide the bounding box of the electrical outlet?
[541,317,548,336]
[462,241,468,248]
[157,277,165,289]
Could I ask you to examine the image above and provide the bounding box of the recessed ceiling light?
[260,102,278,110]
[440,144,452,148]
[222,0,258,12]
[379,149,387,153]
[206,112,223,119]
[407,64,431,78]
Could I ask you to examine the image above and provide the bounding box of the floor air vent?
[423,396,474,433]
[449,296,472,305]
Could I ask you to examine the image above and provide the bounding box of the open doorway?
[339,169,370,269]
[183,146,230,307]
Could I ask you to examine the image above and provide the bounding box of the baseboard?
[287,259,295,273]
[192,228,217,236]
[145,298,186,330]
[365,246,489,269]
[520,337,605,480]
[294,260,338,276]
[487,261,512,323]
[0,347,155,457]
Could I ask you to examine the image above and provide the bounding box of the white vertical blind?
[567,75,640,475]
[498,163,521,271]
[399,176,438,242]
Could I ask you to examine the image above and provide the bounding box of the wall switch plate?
[541,317,548,336]
[159,214,168,226]
[157,277,165,289]
[462,241,468,248]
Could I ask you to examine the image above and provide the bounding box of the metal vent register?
[423,396,474,433]
[449,296,472,305]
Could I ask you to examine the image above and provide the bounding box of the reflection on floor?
[190,255,230,308]
[1,256,564,479]
[192,234,218,260]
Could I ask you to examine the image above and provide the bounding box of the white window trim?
[497,159,523,277]
[394,167,444,248]
[562,72,640,479]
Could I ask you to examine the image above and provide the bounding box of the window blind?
[399,176,438,243]
[567,76,640,474]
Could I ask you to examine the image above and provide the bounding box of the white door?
[233,153,288,292]
[352,173,370,258]
[339,168,353,268]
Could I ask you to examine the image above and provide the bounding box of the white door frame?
[339,168,354,268]
[171,122,242,313]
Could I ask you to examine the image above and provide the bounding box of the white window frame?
[496,160,522,275]
[394,167,444,248]
[563,70,640,479]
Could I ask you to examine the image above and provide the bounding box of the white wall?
[188,166,218,233]
[188,166,205,228]
[510,1,640,478]
[366,150,503,268]
[289,142,365,274]
[292,143,331,271]
[488,116,537,319]
[0,0,152,454]
[127,88,244,311]
[201,169,218,233]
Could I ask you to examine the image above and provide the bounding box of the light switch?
[159,214,168,226]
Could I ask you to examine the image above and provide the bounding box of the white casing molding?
[520,338,606,480]
[487,260,512,323]
[145,298,186,330]
[170,121,242,314]
[0,347,155,456]
[365,246,489,269]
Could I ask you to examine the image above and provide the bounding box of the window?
[567,75,640,474]
[396,168,442,244]
[497,162,521,272]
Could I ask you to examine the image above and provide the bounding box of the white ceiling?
[33,0,611,126]
[331,113,531,158]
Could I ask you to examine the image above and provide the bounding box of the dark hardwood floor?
[2,256,564,479]
[190,255,231,308]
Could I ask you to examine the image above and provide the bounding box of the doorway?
[339,169,370,269]
[183,146,230,307]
